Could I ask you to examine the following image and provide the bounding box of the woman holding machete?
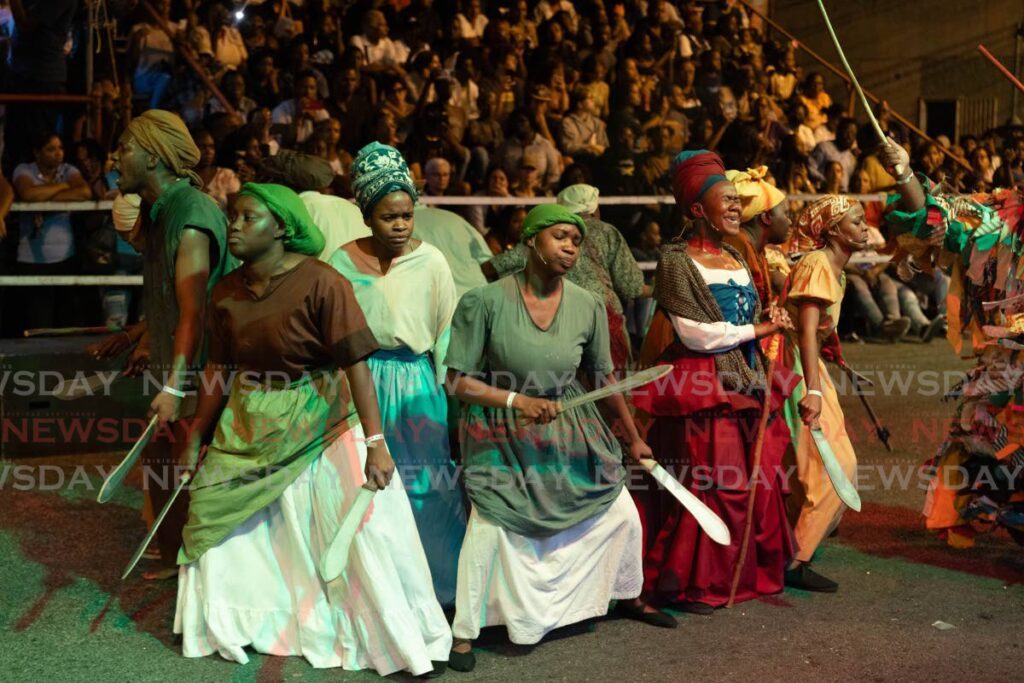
[632,149,795,613]
[172,183,451,676]
[328,142,467,609]
[777,192,873,593]
[444,203,676,673]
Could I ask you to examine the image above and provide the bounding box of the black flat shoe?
[784,564,838,593]
[422,661,448,678]
[614,601,679,628]
[673,601,714,615]
[448,649,476,673]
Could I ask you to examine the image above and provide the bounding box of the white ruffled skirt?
[173,426,452,675]
[451,487,643,645]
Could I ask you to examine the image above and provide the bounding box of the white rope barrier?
[3,193,891,284]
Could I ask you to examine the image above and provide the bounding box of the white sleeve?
[669,314,756,353]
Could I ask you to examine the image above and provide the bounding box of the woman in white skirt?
[173,182,451,676]
[444,204,677,672]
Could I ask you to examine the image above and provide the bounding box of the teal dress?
[445,274,627,537]
[329,241,466,606]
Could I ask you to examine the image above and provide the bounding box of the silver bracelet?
[506,391,518,409]
[894,172,914,185]
[806,389,824,398]
[161,385,186,398]
[364,433,385,446]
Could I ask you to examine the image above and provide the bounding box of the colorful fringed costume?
[886,178,1024,546]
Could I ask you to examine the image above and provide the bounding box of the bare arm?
[52,172,93,201]
[797,301,823,428]
[345,360,395,490]
[149,228,211,424]
[13,175,71,202]
[446,369,559,423]
[0,174,13,239]
[879,138,925,214]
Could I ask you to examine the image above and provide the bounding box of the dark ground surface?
[1,342,1022,682]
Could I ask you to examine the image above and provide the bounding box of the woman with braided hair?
[173,182,451,676]
[633,149,794,612]
[777,194,872,592]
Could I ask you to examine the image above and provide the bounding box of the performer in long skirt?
[329,142,467,606]
[633,150,794,612]
[445,204,676,672]
[173,183,451,675]
[777,194,871,592]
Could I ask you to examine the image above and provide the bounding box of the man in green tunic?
[112,110,233,579]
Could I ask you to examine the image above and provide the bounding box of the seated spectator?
[380,75,417,143]
[455,0,489,47]
[208,70,258,120]
[208,2,248,70]
[328,66,374,153]
[193,129,241,209]
[308,119,353,180]
[769,46,800,101]
[72,138,117,200]
[799,71,832,133]
[970,145,996,185]
[637,125,673,195]
[465,90,505,185]
[790,101,818,157]
[351,10,410,75]
[272,71,330,146]
[248,51,282,108]
[510,149,547,198]
[467,164,512,235]
[559,86,610,162]
[279,41,331,101]
[809,117,859,191]
[485,206,526,254]
[494,110,562,191]
[424,157,461,196]
[128,0,179,110]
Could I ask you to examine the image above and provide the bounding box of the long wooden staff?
[140,0,239,119]
[978,44,1024,94]
[814,0,903,177]
[727,333,780,608]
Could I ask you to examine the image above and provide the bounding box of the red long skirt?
[632,314,795,607]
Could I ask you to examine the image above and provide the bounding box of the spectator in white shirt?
[350,10,410,75]
[272,72,330,145]
[208,2,247,70]
[455,0,489,46]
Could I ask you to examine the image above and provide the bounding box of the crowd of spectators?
[0,0,1022,340]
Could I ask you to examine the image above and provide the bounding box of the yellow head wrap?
[123,109,203,188]
[725,166,786,223]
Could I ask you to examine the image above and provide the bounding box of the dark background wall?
[771,0,1024,138]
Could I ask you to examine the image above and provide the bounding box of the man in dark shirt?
[111,110,233,580]
[4,0,77,167]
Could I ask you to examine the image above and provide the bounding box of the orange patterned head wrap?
[792,195,855,252]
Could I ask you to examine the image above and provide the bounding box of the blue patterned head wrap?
[351,142,418,217]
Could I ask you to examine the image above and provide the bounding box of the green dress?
[445,274,626,537]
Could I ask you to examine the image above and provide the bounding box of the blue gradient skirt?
[367,348,466,606]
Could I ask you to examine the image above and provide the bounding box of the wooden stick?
[978,44,1024,94]
[727,334,780,608]
[139,1,239,120]
[736,0,971,172]
[814,0,902,176]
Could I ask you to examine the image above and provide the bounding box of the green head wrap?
[237,182,326,256]
[520,204,588,243]
[351,142,418,217]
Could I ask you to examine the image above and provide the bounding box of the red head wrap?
[671,149,729,211]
